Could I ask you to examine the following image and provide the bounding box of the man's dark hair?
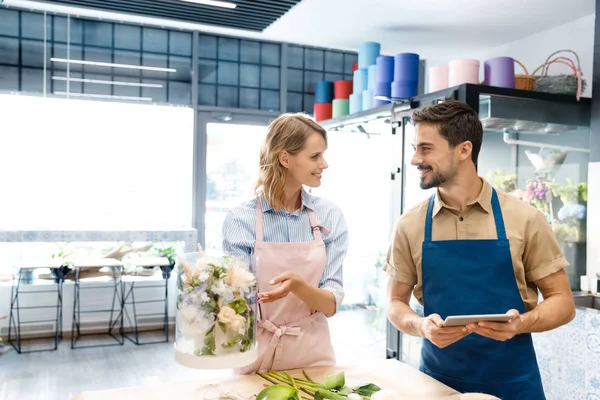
[411,100,483,166]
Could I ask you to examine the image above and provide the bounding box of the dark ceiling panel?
[39,0,303,32]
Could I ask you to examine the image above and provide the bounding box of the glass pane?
[169,31,192,56]
[260,66,279,90]
[82,72,113,95]
[21,12,47,40]
[84,20,112,48]
[309,129,392,349]
[113,78,141,98]
[51,44,83,72]
[142,79,167,102]
[260,89,279,111]
[21,40,44,68]
[199,59,217,84]
[199,84,216,106]
[325,51,344,73]
[69,18,84,44]
[0,38,20,66]
[305,49,324,71]
[217,85,238,108]
[239,88,259,109]
[261,43,280,66]
[114,50,142,78]
[287,68,303,92]
[0,94,194,229]
[0,9,19,37]
[286,92,302,113]
[141,52,168,80]
[169,55,192,82]
[239,64,259,88]
[199,35,217,59]
[169,81,191,105]
[115,24,141,51]
[303,70,323,93]
[344,53,358,74]
[303,94,314,114]
[240,40,259,64]
[288,45,303,69]
[52,71,82,94]
[83,46,112,75]
[0,66,19,91]
[205,122,268,255]
[218,37,239,61]
[21,67,47,93]
[143,27,168,53]
[217,61,238,86]
[325,73,344,83]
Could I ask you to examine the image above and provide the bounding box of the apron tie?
[257,313,322,373]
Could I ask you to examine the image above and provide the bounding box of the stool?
[70,258,125,349]
[122,257,173,345]
[8,261,68,353]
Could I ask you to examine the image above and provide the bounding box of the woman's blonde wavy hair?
[255,113,327,211]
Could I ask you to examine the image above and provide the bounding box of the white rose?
[229,315,246,334]
[178,310,214,337]
[181,302,199,321]
[199,292,210,304]
[225,266,256,287]
[217,305,235,324]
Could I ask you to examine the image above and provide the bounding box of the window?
[0,93,194,230]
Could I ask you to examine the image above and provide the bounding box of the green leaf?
[230,299,247,314]
[353,384,381,397]
[339,387,352,395]
[315,389,347,400]
[219,322,227,334]
[325,372,345,390]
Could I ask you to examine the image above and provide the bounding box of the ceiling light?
[54,91,153,102]
[52,76,163,88]
[50,58,176,73]
[180,0,237,9]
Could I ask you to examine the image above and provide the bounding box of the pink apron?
[235,198,336,374]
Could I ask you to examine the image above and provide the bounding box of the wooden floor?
[0,308,386,400]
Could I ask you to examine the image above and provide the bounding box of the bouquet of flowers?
[176,245,257,357]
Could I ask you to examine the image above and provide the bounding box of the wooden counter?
[72,359,497,400]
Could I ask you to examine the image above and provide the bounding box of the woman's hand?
[258,272,303,303]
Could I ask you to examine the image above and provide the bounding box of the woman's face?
[284,131,328,188]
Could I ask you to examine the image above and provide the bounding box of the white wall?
[423,14,595,98]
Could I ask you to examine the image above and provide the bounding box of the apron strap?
[255,197,264,242]
[490,189,507,240]
[424,188,507,241]
[424,194,435,242]
[307,209,328,240]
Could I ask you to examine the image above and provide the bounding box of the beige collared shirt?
[385,178,568,312]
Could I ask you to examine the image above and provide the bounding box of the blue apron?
[418,189,545,400]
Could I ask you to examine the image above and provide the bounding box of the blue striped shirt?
[221,189,348,312]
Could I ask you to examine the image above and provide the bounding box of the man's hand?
[419,313,470,348]
[258,272,302,304]
[467,309,524,342]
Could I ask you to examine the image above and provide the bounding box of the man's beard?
[418,166,455,190]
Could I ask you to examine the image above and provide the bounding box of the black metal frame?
[8,267,67,354]
[122,265,173,345]
[70,266,124,349]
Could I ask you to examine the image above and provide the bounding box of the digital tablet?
[443,313,514,327]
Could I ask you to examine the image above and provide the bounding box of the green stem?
[302,370,314,382]
[258,373,279,386]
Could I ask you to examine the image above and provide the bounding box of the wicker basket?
[533,50,585,100]
[514,59,536,91]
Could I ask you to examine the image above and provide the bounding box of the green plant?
[487,169,517,193]
[51,242,73,266]
[153,243,177,265]
[549,179,587,204]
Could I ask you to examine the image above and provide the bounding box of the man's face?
[410,123,458,190]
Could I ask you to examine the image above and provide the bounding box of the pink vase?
[448,59,480,86]
[428,65,449,92]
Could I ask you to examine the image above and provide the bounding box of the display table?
[72,359,487,400]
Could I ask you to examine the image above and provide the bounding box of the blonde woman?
[222,113,349,374]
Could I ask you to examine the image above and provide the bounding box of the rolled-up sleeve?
[319,208,349,314]
[222,210,253,268]
[384,218,418,287]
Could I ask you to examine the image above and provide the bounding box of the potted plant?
[549,179,587,242]
[50,242,74,283]
[153,243,177,279]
